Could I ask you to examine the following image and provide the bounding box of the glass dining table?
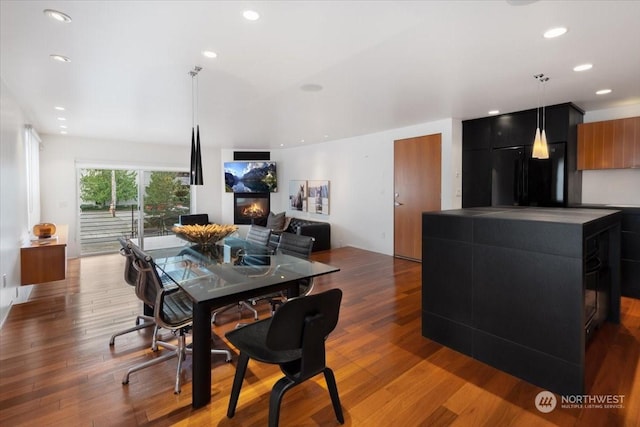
[147,238,340,408]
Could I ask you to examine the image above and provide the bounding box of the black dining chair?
[212,225,273,323]
[109,237,157,346]
[225,288,344,427]
[122,242,232,394]
[255,232,316,313]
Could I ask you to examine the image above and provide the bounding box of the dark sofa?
[284,218,331,252]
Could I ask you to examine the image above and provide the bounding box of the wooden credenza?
[20,224,68,285]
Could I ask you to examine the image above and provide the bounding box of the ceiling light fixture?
[189,66,204,186]
[54,106,65,111]
[543,27,567,38]
[488,110,500,115]
[243,10,260,21]
[57,117,66,121]
[59,125,67,129]
[202,50,217,58]
[573,63,593,72]
[532,74,550,159]
[596,89,612,95]
[43,9,72,23]
[60,131,67,134]
[50,54,71,62]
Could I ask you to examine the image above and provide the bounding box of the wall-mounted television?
[224,161,277,193]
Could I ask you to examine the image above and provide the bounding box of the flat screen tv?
[224,161,277,193]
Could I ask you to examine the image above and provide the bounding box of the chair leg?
[323,368,344,424]
[227,352,250,418]
[240,301,259,320]
[269,376,297,427]
[109,318,155,346]
[174,333,187,394]
[151,324,161,351]
[122,351,178,385]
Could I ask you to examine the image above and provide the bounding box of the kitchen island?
[422,207,621,395]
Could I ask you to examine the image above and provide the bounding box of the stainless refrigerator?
[491,142,566,207]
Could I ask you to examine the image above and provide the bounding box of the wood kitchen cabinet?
[21,224,68,285]
[577,116,640,169]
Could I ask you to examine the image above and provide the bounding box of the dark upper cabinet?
[462,118,491,150]
[544,104,570,143]
[492,110,538,148]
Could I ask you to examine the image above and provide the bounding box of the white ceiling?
[1,1,639,149]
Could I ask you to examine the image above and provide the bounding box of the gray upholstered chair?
[122,242,231,394]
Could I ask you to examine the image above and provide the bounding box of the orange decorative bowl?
[33,223,57,238]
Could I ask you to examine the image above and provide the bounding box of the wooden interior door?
[394,134,441,261]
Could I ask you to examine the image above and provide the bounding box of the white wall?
[581,103,640,205]
[39,134,223,258]
[0,80,33,325]
[253,118,462,256]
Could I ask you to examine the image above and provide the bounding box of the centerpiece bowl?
[172,224,239,246]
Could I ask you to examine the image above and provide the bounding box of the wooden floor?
[1,247,638,426]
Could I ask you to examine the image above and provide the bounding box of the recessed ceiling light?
[300,83,323,92]
[57,117,66,121]
[54,106,65,111]
[488,110,500,115]
[280,143,284,147]
[543,27,567,38]
[202,50,217,58]
[60,130,68,135]
[596,89,612,95]
[59,125,67,129]
[43,9,72,23]
[50,54,71,63]
[243,10,260,21]
[300,139,305,143]
[573,63,593,72]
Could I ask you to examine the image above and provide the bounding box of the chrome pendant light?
[532,74,549,159]
[189,66,204,185]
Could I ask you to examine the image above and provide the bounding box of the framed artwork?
[307,180,330,215]
[288,180,307,212]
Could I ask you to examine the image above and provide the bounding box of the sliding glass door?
[78,166,191,255]
[138,170,191,251]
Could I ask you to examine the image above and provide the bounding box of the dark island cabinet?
[621,211,640,298]
[462,102,584,208]
[422,207,621,395]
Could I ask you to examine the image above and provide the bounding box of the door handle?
[394,201,404,207]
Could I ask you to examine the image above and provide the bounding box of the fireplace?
[234,192,270,225]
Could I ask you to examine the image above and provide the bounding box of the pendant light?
[532,74,549,159]
[189,66,204,185]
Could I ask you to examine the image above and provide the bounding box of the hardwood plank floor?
[1,247,638,426]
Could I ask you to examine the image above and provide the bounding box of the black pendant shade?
[192,125,203,185]
[189,66,204,186]
[189,127,199,185]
